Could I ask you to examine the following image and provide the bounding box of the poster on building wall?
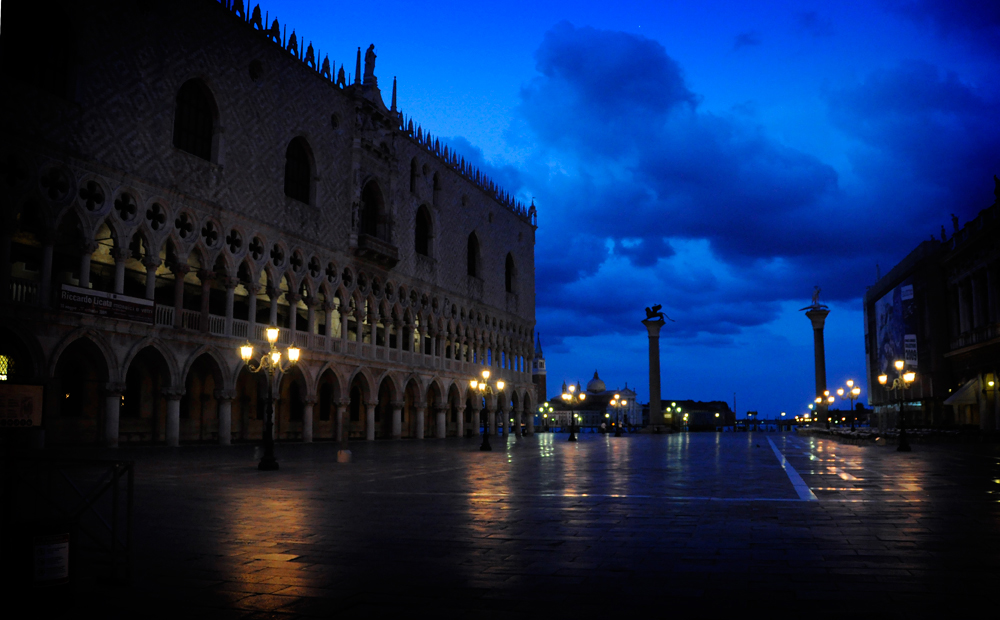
[874,279,918,374]
[60,284,154,324]
[0,384,43,427]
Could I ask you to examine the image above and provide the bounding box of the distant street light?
[610,393,627,437]
[838,380,862,431]
[539,402,554,432]
[562,383,586,441]
[240,326,299,471]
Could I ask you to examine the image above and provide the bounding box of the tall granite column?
[806,307,830,421]
[641,316,666,429]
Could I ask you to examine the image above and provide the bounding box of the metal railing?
[10,277,38,305]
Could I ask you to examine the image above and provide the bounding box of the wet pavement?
[61,432,1000,618]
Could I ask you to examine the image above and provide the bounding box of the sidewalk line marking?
[768,437,818,501]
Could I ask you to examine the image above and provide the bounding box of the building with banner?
[863,178,999,431]
[0,0,537,446]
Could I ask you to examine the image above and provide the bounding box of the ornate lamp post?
[610,393,627,437]
[470,369,504,451]
[539,402,554,432]
[240,326,299,471]
[838,380,862,431]
[878,360,916,452]
[561,383,586,441]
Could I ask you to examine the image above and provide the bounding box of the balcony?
[354,234,399,269]
[948,323,1000,354]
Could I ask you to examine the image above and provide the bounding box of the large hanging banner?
[874,279,918,374]
[60,284,154,324]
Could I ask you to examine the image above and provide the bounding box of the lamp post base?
[480,433,492,451]
[613,426,621,437]
[568,428,577,441]
[258,457,279,471]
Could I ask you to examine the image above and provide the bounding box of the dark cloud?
[500,23,999,347]
[733,30,762,50]
[882,0,1000,40]
[797,11,834,37]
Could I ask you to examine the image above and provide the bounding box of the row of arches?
[2,328,535,446]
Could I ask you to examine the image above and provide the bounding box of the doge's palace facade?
[0,0,537,447]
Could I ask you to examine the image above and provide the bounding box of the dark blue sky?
[266,0,1000,417]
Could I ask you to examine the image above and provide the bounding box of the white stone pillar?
[324,305,334,350]
[268,286,279,326]
[79,241,97,289]
[435,407,446,439]
[287,292,300,336]
[302,398,314,442]
[488,407,496,436]
[501,407,509,438]
[306,299,316,335]
[104,383,124,448]
[172,264,188,328]
[199,270,213,333]
[365,403,375,440]
[166,392,182,446]
[223,277,237,336]
[415,405,426,439]
[514,406,522,437]
[216,391,233,445]
[112,247,128,294]
[143,256,160,300]
[335,401,349,443]
[247,282,258,336]
[526,406,535,435]
[391,403,402,439]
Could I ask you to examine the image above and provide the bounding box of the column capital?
[222,276,241,290]
[198,268,216,283]
[110,247,131,262]
[141,255,162,269]
[390,400,405,410]
[303,398,317,406]
[103,381,126,396]
[172,263,191,276]
[80,240,99,255]
[335,399,351,408]
[286,291,302,304]
[163,388,185,400]
[214,389,236,401]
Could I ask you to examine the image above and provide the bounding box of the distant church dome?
[586,370,606,393]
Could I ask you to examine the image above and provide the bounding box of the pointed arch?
[173,79,218,161]
[284,136,314,204]
[467,231,481,277]
[415,204,433,257]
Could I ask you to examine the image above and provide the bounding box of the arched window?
[505,253,516,293]
[360,180,387,240]
[415,206,432,256]
[284,138,311,203]
[410,158,418,193]
[467,233,480,277]
[173,80,215,161]
[432,173,441,207]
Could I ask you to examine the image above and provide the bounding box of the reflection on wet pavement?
[68,432,1000,617]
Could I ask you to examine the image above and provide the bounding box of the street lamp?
[878,360,916,452]
[838,380,862,431]
[561,383,586,441]
[240,326,300,471]
[610,393,627,437]
[539,402,554,432]
[470,369,504,451]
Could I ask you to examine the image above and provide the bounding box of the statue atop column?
[800,285,828,311]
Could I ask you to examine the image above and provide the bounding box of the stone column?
[305,296,317,337]
[415,405,426,439]
[323,304,334,351]
[501,406,509,438]
[805,307,830,421]
[104,382,125,448]
[112,247,129,294]
[514,405,522,437]
[39,237,54,307]
[267,285,279,327]
[216,390,234,445]
[199,269,214,333]
[435,406,446,438]
[223,277,238,336]
[172,264,189,328]
[79,240,98,289]
[302,398,314,442]
[286,291,301,336]
[165,390,183,446]
[365,403,376,440]
[246,281,259,337]
[142,256,161,300]
[336,400,352,462]
[341,305,350,346]
[391,401,403,439]
[641,316,666,429]
[526,405,535,435]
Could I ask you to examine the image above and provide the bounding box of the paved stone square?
[63,433,1000,618]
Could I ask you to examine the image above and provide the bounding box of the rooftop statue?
[364,44,376,78]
